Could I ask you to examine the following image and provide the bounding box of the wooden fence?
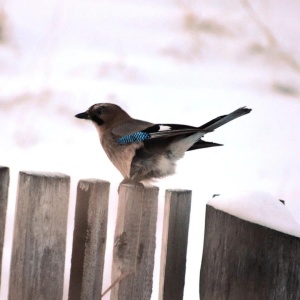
[2,166,300,300]
[0,167,191,300]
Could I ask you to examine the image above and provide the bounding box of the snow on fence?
[0,167,191,300]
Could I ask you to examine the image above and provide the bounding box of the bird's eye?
[95,106,107,115]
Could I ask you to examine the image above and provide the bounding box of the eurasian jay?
[75,103,251,182]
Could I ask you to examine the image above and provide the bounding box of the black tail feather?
[199,107,251,131]
[187,140,223,151]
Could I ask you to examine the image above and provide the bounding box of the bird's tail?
[199,107,252,131]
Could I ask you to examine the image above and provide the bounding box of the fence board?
[9,171,70,300]
[110,183,159,300]
[68,179,110,300]
[159,189,192,300]
[200,205,300,300]
[0,166,9,286]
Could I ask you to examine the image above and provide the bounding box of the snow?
[1,0,300,299]
[208,191,300,238]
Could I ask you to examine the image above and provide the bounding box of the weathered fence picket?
[159,190,192,300]
[69,179,110,300]
[0,166,9,287]
[9,171,70,300]
[110,183,159,300]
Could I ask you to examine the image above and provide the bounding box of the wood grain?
[111,183,158,300]
[200,205,300,300]
[0,166,9,286]
[68,179,110,300]
[9,171,70,300]
[159,189,192,300]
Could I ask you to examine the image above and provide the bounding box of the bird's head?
[75,103,130,129]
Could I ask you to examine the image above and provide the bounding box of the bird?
[75,103,251,183]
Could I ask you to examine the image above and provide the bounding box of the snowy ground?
[1,0,300,299]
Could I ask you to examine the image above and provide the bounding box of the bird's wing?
[117,123,211,145]
[111,119,154,136]
[144,124,211,138]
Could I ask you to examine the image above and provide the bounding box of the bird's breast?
[100,132,142,179]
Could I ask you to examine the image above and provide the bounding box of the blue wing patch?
[117,131,151,145]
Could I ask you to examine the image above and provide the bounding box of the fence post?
[68,179,110,300]
[9,171,70,300]
[110,183,159,300]
[0,166,9,287]
[200,205,300,299]
[159,189,192,300]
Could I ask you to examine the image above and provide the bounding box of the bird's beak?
[75,112,90,120]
